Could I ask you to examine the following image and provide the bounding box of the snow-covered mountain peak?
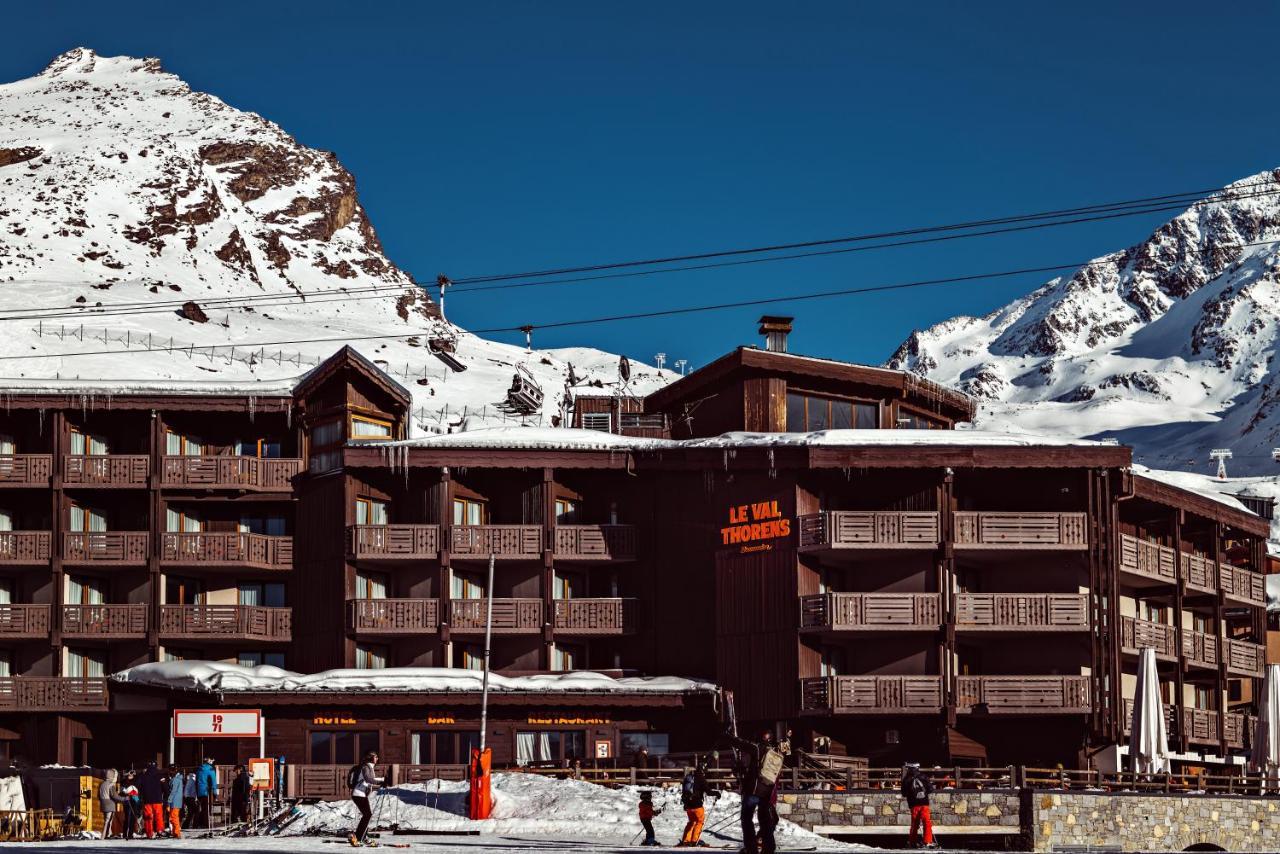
[0,49,671,432]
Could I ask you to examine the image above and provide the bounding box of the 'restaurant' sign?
[720,499,791,552]
[527,716,611,725]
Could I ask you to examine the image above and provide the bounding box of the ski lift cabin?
[506,365,545,414]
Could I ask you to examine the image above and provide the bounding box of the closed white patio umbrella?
[1251,663,1280,790]
[1130,647,1170,775]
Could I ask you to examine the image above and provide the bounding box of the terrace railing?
[955,593,1088,631]
[797,511,940,550]
[953,512,1087,549]
[799,592,941,631]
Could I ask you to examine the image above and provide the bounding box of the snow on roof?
[354,425,1117,453]
[1130,464,1256,515]
[0,375,300,397]
[111,661,719,696]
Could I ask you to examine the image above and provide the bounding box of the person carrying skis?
[636,789,662,846]
[901,763,937,849]
[348,750,385,847]
[725,728,782,854]
[678,756,716,847]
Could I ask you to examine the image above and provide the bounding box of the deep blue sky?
[5,2,1279,370]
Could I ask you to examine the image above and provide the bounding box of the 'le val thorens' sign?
[720,499,791,553]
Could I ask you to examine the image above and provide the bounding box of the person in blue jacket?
[196,758,219,828]
[166,768,186,838]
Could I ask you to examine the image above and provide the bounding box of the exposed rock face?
[887,168,1280,473]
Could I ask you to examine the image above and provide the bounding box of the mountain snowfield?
[0,48,670,432]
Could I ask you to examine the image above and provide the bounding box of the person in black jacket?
[230,765,253,824]
[678,757,717,847]
[724,729,777,854]
[138,762,166,839]
[901,763,937,849]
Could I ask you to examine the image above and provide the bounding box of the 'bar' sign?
[173,709,262,738]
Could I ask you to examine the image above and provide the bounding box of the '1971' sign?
[721,500,791,552]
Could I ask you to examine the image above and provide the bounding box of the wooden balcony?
[1220,563,1266,607]
[1183,707,1221,745]
[160,532,292,570]
[1179,552,1218,594]
[0,677,108,712]
[61,603,148,638]
[449,525,542,559]
[62,454,149,487]
[1119,615,1178,659]
[449,598,543,633]
[1181,627,1220,669]
[160,456,302,491]
[160,605,292,642]
[799,593,940,632]
[1117,534,1177,585]
[955,675,1091,714]
[1121,698,1177,739]
[63,532,149,565]
[0,531,52,564]
[797,511,940,551]
[799,675,944,715]
[955,593,1089,632]
[0,604,51,638]
[345,598,440,635]
[1225,637,1265,678]
[953,512,1087,550]
[552,525,638,562]
[348,525,440,561]
[552,598,639,635]
[0,454,53,487]
[1225,712,1256,750]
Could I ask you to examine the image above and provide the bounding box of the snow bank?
[282,773,856,850]
[110,662,718,696]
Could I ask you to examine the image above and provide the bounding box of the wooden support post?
[1172,508,1188,756]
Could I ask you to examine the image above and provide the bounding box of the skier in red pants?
[901,763,937,849]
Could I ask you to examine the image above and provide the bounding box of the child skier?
[637,789,662,846]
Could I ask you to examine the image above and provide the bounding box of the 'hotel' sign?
[720,500,791,552]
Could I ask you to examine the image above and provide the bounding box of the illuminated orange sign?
[427,716,457,725]
[527,716,611,725]
[312,715,358,726]
[721,500,791,552]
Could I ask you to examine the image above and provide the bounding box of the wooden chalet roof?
[292,345,411,410]
[1131,472,1271,537]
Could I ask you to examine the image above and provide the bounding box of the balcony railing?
[160,532,292,570]
[0,531,52,564]
[953,512,1088,549]
[62,454,150,487]
[1121,698,1177,739]
[955,675,1091,714]
[1221,563,1266,607]
[0,454,53,486]
[449,526,542,559]
[61,603,148,638]
[1225,637,1265,678]
[0,604,51,637]
[449,598,543,633]
[1181,627,1220,669]
[552,598,639,635]
[797,511,940,551]
[1117,534,1177,584]
[159,605,292,642]
[0,677,108,711]
[160,456,302,490]
[1225,712,1256,750]
[345,598,440,634]
[1119,616,1178,659]
[799,593,940,632]
[800,675,943,715]
[348,525,440,561]
[552,525,637,561]
[1183,707,1221,745]
[955,593,1089,631]
[63,532,149,564]
[1179,552,1218,594]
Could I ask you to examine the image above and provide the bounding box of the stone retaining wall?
[776,790,1022,833]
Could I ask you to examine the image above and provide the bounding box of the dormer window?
[351,415,392,440]
[785,392,877,432]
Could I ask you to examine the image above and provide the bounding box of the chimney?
[758,315,793,353]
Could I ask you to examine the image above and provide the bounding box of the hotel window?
[166,508,204,533]
[163,648,199,663]
[0,578,11,605]
[0,433,14,455]
[355,644,388,670]
[896,410,944,429]
[819,645,846,678]
[580,412,612,433]
[356,571,389,600]
[1140,602,1168,624]
[65,575,106,605]
[1190,613,1211,634]
[454,643,484,671]
[237,438,283,458]
[350,415,393,440]
[785,392,877,432]
[453,497,487,526]
[0,651,9,678]
[620,732,669,759]
[239,583,286,607]
[164,430,203,456]
[308,418,344,474]
[65,646,106,678]
[514,730,587,766]
[554,499,579,524]
[69,504,107,532]
[238,651,286,668]
[411,731,480,765]
[356,497,389,526]
[552,570,581,600]
[450,571,485,600]
[1193,685,1214,710]
[239,515,287,536]
[0,510,12,533]
[310,730,379,765]
[69,428,109,456]
[551,643,583,672]
[165,576,204,606]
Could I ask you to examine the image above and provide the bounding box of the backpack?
[753,747,784,797]
[346,764,362,790]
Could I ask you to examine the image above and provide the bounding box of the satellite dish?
[619,356,631,383]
